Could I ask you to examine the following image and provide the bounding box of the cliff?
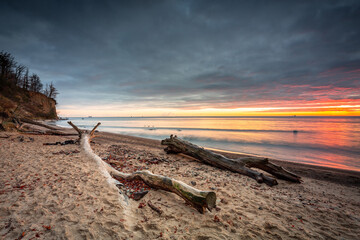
[0,85,57,121]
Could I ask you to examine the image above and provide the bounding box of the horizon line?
[59,115,360,118]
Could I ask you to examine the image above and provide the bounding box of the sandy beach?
[1,126,360,239]
[2,1,360,239]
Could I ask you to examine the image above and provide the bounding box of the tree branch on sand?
[161,135,301,186]
[68,121,216,213]
[6,118,77,136]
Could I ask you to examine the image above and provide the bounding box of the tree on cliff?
[43,82,58,99]
[0,51,59,121]
[15,64,26,86]
[29,74,43,92]
[0,51,58,99]
[22,68,29,90]
[0,51,16,81]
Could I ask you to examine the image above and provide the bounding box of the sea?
[55,116,360,172]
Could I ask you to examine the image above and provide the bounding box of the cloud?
[0,0,359,114]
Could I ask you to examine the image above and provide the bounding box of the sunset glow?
[2,0,359,117]
[58,100,360,117]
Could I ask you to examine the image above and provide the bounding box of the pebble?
[133,191,149,201]
[220,199,228,204]
[191,181,196,186]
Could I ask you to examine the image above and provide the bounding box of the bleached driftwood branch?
[68,121,216,213]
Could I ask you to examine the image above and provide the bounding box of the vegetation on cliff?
[0,51,58,125]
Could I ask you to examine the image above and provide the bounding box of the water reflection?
[57,117,360,172]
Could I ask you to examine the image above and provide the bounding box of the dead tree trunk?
[68,122,216,213]
[16,118,78,136]
[161,135,301,186]
[20,118,59,130]
[20,130,78,136]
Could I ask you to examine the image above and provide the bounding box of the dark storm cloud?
[1,0,359,111]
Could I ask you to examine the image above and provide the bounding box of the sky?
[1,0,359,117]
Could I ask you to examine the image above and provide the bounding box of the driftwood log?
[68,121,216,213]
[20,118,59,130]
[3,117,80,136]
[14,118,78,136]
[161,135,301,186]
[20,130,78,136]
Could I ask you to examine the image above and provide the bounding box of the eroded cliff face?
[24,91,57,119]
[0,88,57,120]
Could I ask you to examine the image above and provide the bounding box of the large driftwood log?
[20,118,59,130]
[68,121,216,213]
[20,130,78,136]
[161,135,301,186]
[15,118,78,136]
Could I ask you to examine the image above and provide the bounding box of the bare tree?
[0,51,16,80]
[22,68,29,90]
[29,74,43,92]
[0,51,54,98]
[15,64,26,86]
[34,78,43,92]
[48,82,58,99]
[43,83,49,96]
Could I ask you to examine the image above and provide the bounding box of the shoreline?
[1,123,360,239]
[95,131,360,188]
[34,121,360,186]
[53,119,360,174]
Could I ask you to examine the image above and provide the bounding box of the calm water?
[55,117,360,172]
